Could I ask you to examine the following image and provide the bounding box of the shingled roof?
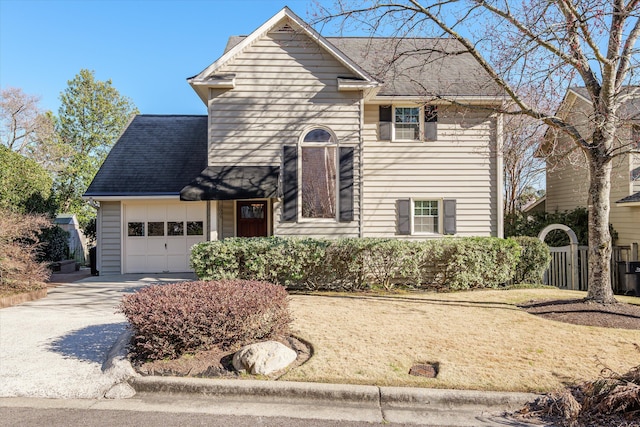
[84,115,207,197]
[224,35,503,98]
[570,86,640,120]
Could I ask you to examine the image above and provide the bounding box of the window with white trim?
[394,107,420,140]
[632,125,640,151]
[301,128,337,219]
[413,200,439,233]
[379,105,438,141]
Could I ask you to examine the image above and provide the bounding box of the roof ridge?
[136,114,208,118]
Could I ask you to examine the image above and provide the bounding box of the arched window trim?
[299,125,338,145]
[298,126,339,221]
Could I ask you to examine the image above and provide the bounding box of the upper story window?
[379,105,438,142]
[632,125,640,151]
[301,128,337,219]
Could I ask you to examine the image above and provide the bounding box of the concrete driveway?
[0,274,194,399]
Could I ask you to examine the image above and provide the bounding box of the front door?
[237,201,268,237]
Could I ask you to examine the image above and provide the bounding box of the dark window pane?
[303,128,334,143]
[148,222,164,237]
[127,222,144,237]
[187,221,204,236]
[168,221,184,236]
[240,204,264,219]
[302,146,336,218]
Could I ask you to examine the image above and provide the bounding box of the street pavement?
[0,273,540,426]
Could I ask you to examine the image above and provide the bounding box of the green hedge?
[511,236,551,285]
[191,237,522,291]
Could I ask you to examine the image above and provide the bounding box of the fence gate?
[539,224,588,291]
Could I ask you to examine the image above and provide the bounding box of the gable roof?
[222,36,503,99]
[188,7,378,102]
[568,86,640,120]
[84,115,207,198]
[192,7,503,101]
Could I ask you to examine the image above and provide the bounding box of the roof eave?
[83,194,182,201]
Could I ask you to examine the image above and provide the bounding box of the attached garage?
[123,201,206,273]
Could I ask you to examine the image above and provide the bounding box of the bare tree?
[317,0,639,303]
[503,114,546,216]
[0,87,65,172]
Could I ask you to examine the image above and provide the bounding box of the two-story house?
[85,7,505,274]
[544,87,640,249]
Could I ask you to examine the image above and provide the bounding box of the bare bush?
[0,208,51,294]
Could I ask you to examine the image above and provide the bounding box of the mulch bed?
[519,298,640,330]
[134,336,312,379]
[514,298,640,426]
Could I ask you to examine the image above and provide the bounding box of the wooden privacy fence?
[539,224,639,292]
[544,244,589,290]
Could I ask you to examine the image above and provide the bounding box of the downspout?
[359,96,365,238]
[496,113,504,238]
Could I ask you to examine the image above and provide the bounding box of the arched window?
[301,127,337,219]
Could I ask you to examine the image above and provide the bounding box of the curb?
[0,288,48,309]
[130,376,380,403]
[129,376,538,410]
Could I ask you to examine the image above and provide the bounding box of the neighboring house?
[544,87,640,248]
[54,214,88,264]
[84,7,505,274]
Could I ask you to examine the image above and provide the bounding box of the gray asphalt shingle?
[84,115,207,196]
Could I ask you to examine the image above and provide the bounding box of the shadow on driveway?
[48,322,128,365]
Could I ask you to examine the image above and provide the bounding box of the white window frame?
[411,199,442,235]
[298,126,339,222]
[392,106,423,142]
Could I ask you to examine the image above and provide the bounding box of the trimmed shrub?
[512,236,551,284]
[191,237,522,292]
[120,280,291,361]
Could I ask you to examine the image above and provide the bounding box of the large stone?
[232,341,297,375]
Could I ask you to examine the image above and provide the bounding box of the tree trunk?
[585,150,617,304]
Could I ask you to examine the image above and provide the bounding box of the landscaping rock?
[232,341,297,375]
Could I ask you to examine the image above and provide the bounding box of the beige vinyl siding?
[361,104,498,238]
[219,200,235,239]
[545,154,589,212]
[99,201,121,274]
[209,27,361,237]
[611,151,640,246]
[545,95,592,212]
[546,95,640,246]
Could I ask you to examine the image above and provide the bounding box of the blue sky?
[0,0,322,115]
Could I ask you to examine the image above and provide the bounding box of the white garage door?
[124,201,206,273]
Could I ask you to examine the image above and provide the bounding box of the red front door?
[236,201,268,237]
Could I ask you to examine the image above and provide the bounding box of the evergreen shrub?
[512,236,551,284]
[191,237,522,291]
[120,279,291,361]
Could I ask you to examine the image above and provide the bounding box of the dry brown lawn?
[280,288,640,393]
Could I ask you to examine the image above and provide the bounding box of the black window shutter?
[443,199,456,235]
[339,147,354,222]
[397,199,411,235]
[424,106,438,141]
[282,145,298,222]
[379,105,392,140]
